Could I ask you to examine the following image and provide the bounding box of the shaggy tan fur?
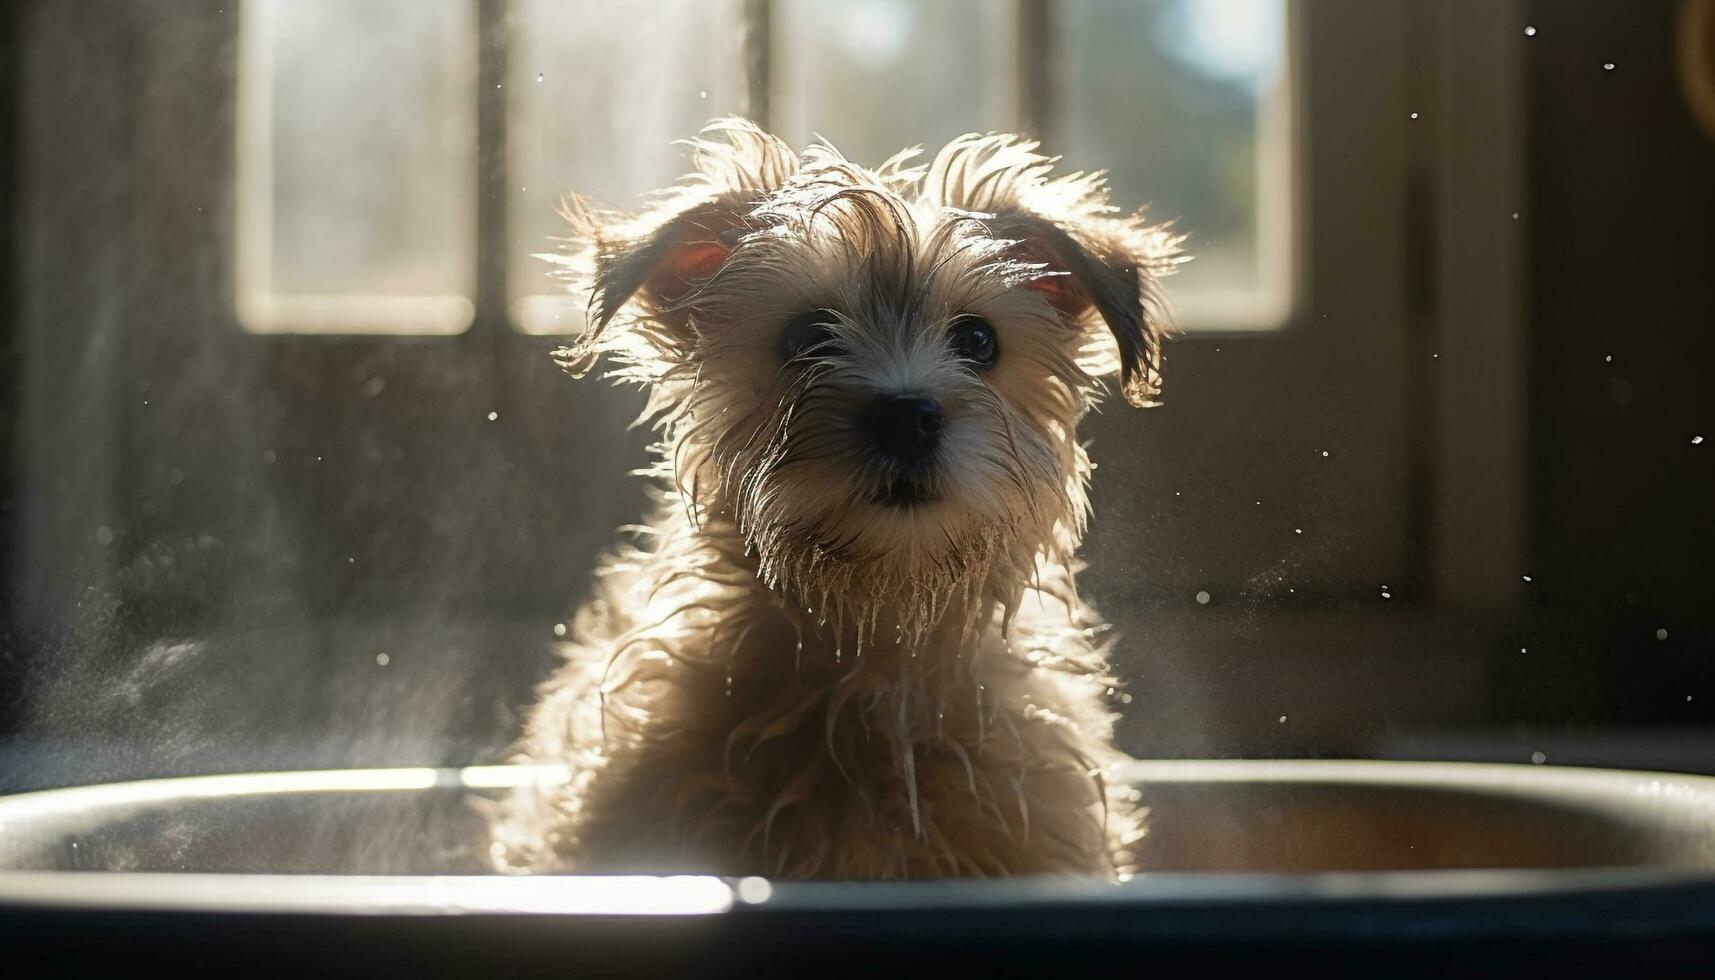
[490,119,1181,880]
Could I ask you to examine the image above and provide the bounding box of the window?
[236,0,1294,336]
[508,0,749,334]
[770,0,1017,166]
[1057,0,1293,329]
[236,0,478,334]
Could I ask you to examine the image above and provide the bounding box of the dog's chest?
[601,614,1111,875]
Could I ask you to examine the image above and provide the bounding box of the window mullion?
[475,0,509,337]
[744,0,772,128]
[1017,0,1050,138]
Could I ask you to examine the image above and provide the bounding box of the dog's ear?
[987,211,1169,407]
[553,118,799,372]
[927,134,1180,407]
[576,198,748,332]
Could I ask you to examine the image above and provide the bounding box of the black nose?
[864,395,945,463]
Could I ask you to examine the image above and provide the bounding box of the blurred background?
[1,0,1712,793]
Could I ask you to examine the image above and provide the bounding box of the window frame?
[232,0,1300,337]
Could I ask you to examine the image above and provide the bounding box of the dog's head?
[553,119,1180,622]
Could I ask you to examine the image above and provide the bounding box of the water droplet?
[698,90,708,99]
[1320,450,1330,458]
[1520,646,1528,653]
[1604,354,1613,363]
[553,623,567,638]
[375,653,390,666]
[1195,590,1211,605]
[1522,575,1532,582]
[1511,212,1519,220]
[1531,751,1547,764]
[487,411,499,421]
[95,526,113,546]
[1693,435,1705,445]
[1381,590,1392,600]
[1524,25,1537,37]
[1657,627,1670,641]
[1409,111,1420,120]
[1294,528,1303,535]
[1278,715,1288,724]
[1603,62,1615,71]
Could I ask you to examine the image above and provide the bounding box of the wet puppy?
[491,119,1180,879]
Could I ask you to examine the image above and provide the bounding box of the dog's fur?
[489,119,1181,880]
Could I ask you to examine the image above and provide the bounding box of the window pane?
[236,0,477,334]
[509,0,748,334]
[772,0,1015,171]
[1057,0,1293,329]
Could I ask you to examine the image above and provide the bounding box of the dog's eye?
[947,315,999,367]
[779,309,842,363]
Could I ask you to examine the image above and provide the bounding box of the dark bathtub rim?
[4,762,1715,969]
[3,760,1715,917]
